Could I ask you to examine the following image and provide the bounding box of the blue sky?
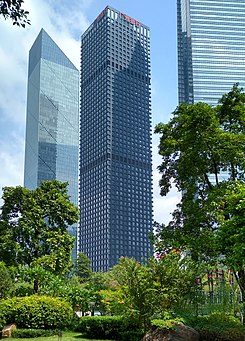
[0,0,180,224]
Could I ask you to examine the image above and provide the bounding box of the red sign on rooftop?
[120,12,140,27]
[95,7,141,28]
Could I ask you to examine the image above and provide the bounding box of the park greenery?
[154,83,245,321]
[0,85,245,340]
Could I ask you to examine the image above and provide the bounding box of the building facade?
[178,0,245,105]
[24,29,79,258]
[79,6,153,271]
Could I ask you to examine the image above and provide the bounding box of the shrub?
[151,317,184,330]
[0,295,72,329]
[0,262,14,299]
[11,329,57,338]
[119,330,144,341]
[186,312,245,341]
[68,314,80,331]
[75,315,141,339]
[11,282,34,297]
[0,311,6,330]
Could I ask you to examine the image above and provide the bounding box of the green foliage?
[75,316,140,340]
[155,84,245,257]
[155,84,245,318]
[109,255,197,331]
[186,312,245,341]
[81,271,113,315]
[0,310,6,330]
[14,267,94,314]
[151,317,184,330]
[11,329,57,338]
[11,282,34,297]
[0,0,30,27]
[215,182,245,267]
[0,295,73,329]
[119,330,144,341]
[110,257,157,330]
[64,284,91,312]
[155,101,220,195]
[0,261,13,299]
[0,180,78,276]
[73,252,92,282]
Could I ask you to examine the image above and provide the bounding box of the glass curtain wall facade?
[178,0,245,105]
[24,29,79,258]
[79,6,153,271]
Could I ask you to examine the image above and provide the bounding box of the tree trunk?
[33,278,39,293]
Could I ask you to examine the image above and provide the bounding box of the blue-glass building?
[24,29,79,258]
[178,0,245,105]
[79,6,153,271]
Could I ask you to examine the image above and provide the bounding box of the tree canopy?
[155,84,245,199]
[154,84,245,313]
[0,180,78,274]
[0,0,30,27]
[73,252,92,282]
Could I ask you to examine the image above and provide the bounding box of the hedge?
[0,295,73,329]
[75,315,141,340]
[11,329,57,338]
[186,312,245,341]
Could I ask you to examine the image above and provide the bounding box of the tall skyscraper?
[79,6,153,271]
[24,29,79,257]
[178,0,245,105]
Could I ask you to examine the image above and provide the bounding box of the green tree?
[83,271,112,315]
[155,84,245,254]
[111,257,157,331]
[211,181,245,317]
[0,180,78,275]
[110,256,196,331]
[0,261,13,299]
[74,252,92,282]
[0,0,30,27]
[154,84,245,319]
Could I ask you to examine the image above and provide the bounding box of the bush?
[75,315,141,339]
[68,314,80,331]
[186,312,245,341]
[0,295,73,329]
[151,317,184,330]
[119,330,144,341]
[11,329,57,338]
[0,311,6,330]
[11,282,34,297]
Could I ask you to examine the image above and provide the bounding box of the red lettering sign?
[121,12,140,27]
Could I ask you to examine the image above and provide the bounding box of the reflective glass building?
[24,29,79,258]
[178,0,245,105]
[79,6,153,271]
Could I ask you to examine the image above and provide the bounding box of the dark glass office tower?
[178,0,245,105]
[79,6,153,271]
[24,29,79,258]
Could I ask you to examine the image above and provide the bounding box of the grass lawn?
[10,331,112,341]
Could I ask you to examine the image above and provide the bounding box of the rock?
[141,324,199,341]
[2,324,17,338]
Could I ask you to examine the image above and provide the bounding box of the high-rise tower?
[24,29,79,258]
[79,6,153,271]
[178,0,245,105]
